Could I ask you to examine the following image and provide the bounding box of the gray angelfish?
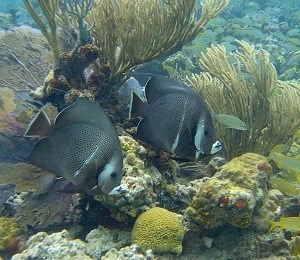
[130,75,222,160]
[24,98,123,195]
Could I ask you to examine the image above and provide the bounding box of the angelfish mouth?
[211,140,222,154]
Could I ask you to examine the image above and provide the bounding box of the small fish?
[268,144,290,160]
[185,57,196,70]
[24,98,123,195]
[130,75,222,160]
[280,169,298,182]
[269,177,299,195]
[270,144,290,154]
[270,216,300,232]
[213,114,247,131]
[271,152,300,173]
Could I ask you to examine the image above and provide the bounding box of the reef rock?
[186,153,272,228]
[102,245,155,260]
[85,226,131,258]
[94,136,162,222]
[11,226,131,259]
[11,230,89,260]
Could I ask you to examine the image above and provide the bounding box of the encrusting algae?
[0,217,21,251]
[131,207,185,255]
[94,135,162,222]
[186,153,272,228]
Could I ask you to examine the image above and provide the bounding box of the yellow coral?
[119,136,145,170]
[0,217,20,250]
[0,87,16,113]
[131,207,184,255]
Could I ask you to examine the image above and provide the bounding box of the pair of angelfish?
[25,75,246,195]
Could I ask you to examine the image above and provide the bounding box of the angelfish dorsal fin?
[24,109,52,138]
[145,75,193,103]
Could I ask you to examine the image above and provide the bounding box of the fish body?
[214,113,247,131]
[130,75,222,160]
[185,57,196,69]
[269,177,299,195]
[270,217,300,232]
[25,98,123,195]
[268,144,290,161]
[272,152,300,173]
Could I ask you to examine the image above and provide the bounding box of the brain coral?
[131,207,184,255]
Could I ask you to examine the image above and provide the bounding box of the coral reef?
[11,226,131,259]
[185,41,300,159]
[186,153,272,228]
[131,207,185,255]
[2,1,300,259]
[0,87,19,134]
[252,189,285,233]
[0,184,15,212]
[198,227,291,259]
[23,0,229,110]
[0,163,78,230]
[0,217,20,250]
[102,245,155,260]
[5,182,77,230]
[0,87,34,162]
[11,230,89,260]
[0,26,52,162]
[165,2,300,80]
[0,26,52,92]
[291,236,300,257]
[0,163,55,194]
[87,0,229,85]
[94,135,162,222]
[85,226,131,258]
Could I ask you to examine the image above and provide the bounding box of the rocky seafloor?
[0,135,299,259]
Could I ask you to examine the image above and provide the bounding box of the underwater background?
[0,0,299,259]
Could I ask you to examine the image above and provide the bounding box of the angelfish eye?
[111,172,118,179]
[204,130,209,136]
